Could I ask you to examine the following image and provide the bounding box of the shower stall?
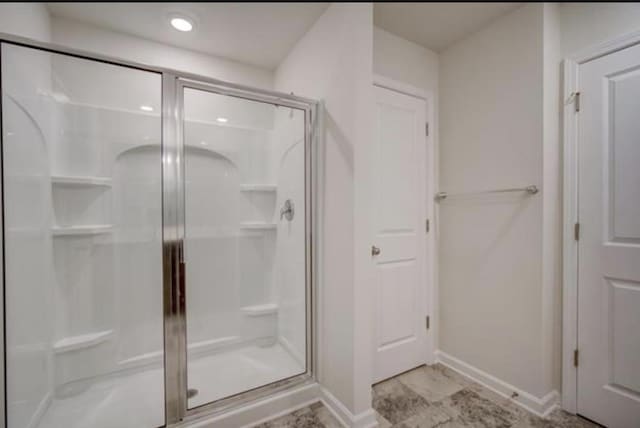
[0,38,316,428]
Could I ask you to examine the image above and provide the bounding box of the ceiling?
[374,2,522,52]
[47,3,523,67]
[47,2,329,70]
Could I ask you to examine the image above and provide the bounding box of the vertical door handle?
[178,260,186,308]
[371,245,381,256]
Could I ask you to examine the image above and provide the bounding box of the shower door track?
[0,32,319,428]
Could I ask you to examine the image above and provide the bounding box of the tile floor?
[258,364,600,428]
[255,401,342,428]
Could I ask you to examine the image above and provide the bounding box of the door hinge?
[573,349,579,367]
[567,91,581,112]
[426,316,430,330]
[426,219,430,233]
[574,222,580,241]
[425,122,429,137]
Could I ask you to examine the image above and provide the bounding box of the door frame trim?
[372,74,437,371]
[561,28,640,414]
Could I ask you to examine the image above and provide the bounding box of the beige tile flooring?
[257,364,600,428]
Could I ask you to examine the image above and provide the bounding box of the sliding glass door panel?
[1,43,164,428]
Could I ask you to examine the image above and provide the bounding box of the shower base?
[35,343,304,428]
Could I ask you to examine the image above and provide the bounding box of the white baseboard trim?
[180,382,321,428]
[435,350,559,418]
[320,387,378,428]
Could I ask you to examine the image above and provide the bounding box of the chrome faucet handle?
[280,199,294,221]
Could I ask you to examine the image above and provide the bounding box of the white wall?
[438,2,640,406]
[51,16,273,90]
[0,3,51,42]
[542,2,562,395]
[373,27,438,95]
[275,3,375,420]
[560,3,640,56]
[439,4,559,401]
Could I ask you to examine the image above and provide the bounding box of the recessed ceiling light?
[216,117,228,123]
[171,17,193,32]
[140,105,154,112]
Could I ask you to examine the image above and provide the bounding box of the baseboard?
[320,387,378,428]
[435,350,559,417]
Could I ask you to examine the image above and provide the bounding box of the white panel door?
[578,42,640,427]
[372,85,427,383]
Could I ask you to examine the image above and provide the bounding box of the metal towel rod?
[435,185,539,201]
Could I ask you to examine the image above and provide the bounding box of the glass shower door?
[1,43,165,428]
[180,84,310,409]
[1,40,315,426]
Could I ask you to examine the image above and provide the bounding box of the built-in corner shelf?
[241,303,278,317]
[51,175,113,187]
[239,184,277,192]
[52,224,113,236]
[53,330,113,354]
[239,222,277,231]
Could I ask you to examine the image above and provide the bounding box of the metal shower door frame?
[166,77,318,425]
[0,33,319,428]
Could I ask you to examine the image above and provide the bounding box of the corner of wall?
[372,26,439,96]
[273,3,375,419]
[352,1,375,416]
[541,1,563,396]
[438,0,558,402]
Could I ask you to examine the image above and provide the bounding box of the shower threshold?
[34,343,304,428]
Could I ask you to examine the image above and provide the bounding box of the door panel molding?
[372,75,436,368]
[562,31,640,416]
[372,77,435,383]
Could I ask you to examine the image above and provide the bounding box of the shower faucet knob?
[280,199,294,221]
